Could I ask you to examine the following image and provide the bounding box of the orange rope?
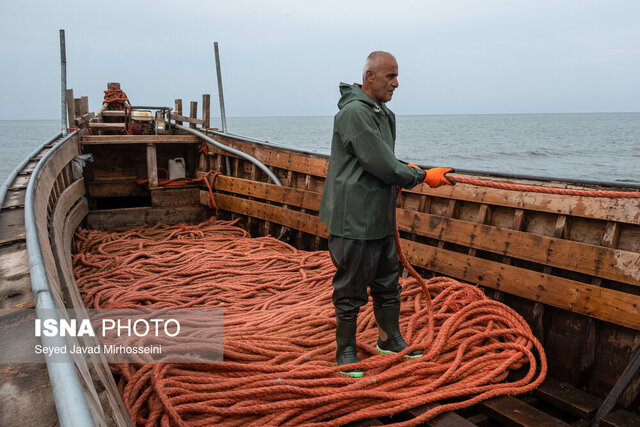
[73,218,546,426]
[104,84,130,110]
[449,175,640,198]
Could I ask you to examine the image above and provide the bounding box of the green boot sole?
[375,344,423,359]
[339,369,364,378]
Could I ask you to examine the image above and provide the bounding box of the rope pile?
[73,218,546,426]
[103,84,130,110]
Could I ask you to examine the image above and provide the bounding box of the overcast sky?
[1,1,639,120]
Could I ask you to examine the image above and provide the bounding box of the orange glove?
[408,164,455,188]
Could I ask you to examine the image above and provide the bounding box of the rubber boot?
[336,319,363,378]
[374,305,422,359]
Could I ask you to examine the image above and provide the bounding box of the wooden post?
[74,98,82,117]
[146,143,158,188]
[189,101,198,129]
[202,94,211,129]
[175,99,183,125]
[66,89,76,127]
[79,96,89,115]
[107,82,120,90]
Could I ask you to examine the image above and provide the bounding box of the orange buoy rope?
[73,218,546,426]
[449,175,640,198]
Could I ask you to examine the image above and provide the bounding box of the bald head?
[362,51,396,82]
[361,51,399,105]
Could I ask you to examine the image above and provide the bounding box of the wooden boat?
[1,82,640,426]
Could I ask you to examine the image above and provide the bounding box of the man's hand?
[408,164,455,188]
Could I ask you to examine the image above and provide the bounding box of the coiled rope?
[103,84,130,110]
[73,216,546,426]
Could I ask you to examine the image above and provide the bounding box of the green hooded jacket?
[319,83,425,240]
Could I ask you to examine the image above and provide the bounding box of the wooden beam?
[533,377,602,418]
[197,174,322,211]
[79,96,89,115]
[81,135,200,144]
[600,409,640,427]
[66,89,76,124]
[146,143,158,188]
[406,182,640,225]
[169,113,203,125]
[206,136,329,177]
[479,395,570,426]
[88,122,126,130]
[202,94,210,128]
[174,99,183,125]
[405,402,476,426]
[86,206,209,230]
[189,101,198,129]
[208,192,329,238]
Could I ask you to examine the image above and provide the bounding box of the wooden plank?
[209,192,329,238]
[150,187,200,208]
[395,209,640,287]
[480,395,570,426]
[0,362,58,426]
[81,135,200,144]
[146,143,158,188]
[600,409,640,427]
[79,96,89,115]
[202,94,210,128]
[189,101,198,129]
[201,174,322,211]
[74,98,81,117]
[32,137,78,309]
[170,113,203,125]
[0,208,25,246]
[86,206,209,230]
[1,189,25,209]
[401,239,640,330]
[406,402,476,426]
[88,122,126,129]
[467,204,489,257]
[406,182,640,225]
[66,88,76,123]
[87,180,148,198]
[533,377,602,418]
[175,99,183,125]
[206,135,329,177]
[0,242,33,310]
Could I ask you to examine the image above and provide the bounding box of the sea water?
[1,113,639,186]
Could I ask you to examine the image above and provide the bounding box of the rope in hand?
[448,175,640,198]
[73,218,546,426]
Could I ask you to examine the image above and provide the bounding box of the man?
[319,51,454,378]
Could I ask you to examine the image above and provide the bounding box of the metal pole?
[213,42,227,133]
[60,29,68,136]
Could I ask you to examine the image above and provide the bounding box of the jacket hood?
[337,82,379,110]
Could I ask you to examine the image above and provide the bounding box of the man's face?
[367,56,399,105]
